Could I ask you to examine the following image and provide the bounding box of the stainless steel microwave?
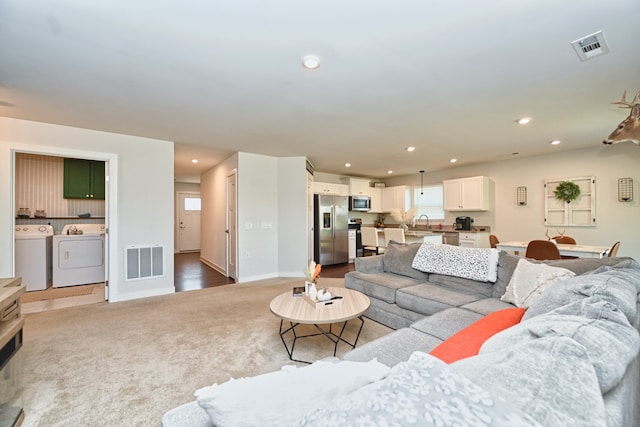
[349,195,371,212]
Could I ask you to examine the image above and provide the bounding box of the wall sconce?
[618,178,633,202]
[516,186,527,206]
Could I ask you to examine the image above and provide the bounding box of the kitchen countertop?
[366,225,490,233]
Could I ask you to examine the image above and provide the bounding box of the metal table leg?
[278,316,366,364]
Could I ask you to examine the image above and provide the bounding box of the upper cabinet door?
[348,178,371,196]
[313,181,348,196]
[443,176,490,211]
[63,158,105,199]
[443,180,463,210]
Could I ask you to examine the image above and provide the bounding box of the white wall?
[0,117,175,302]
[384,144,640,260]
[200,153,238,274]
[200,153,310,283]
[277,157,309,277]
[237,153,279,281]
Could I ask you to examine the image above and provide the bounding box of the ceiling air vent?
[571,30,609,61]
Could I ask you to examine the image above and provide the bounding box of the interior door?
[226,171,237,280]
[177,192,201,252]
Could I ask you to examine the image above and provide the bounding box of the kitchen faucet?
[416,214,429,230]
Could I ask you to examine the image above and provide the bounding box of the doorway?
[176,191,201,252]
[12,149,114,303]
[226,171,237,280]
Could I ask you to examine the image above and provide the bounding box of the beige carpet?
[21,277,392,426]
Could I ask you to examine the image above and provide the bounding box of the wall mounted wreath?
[554,181,581,203]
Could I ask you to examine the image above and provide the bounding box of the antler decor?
[603,90,640,146]
[611,90,640,109]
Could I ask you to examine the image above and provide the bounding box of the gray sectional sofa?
[343,242,640,426]
[162,241,640,426]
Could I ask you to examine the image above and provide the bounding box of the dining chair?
[552,235,578,258]
[489,234,499,248]
[552,235,576,244]
[361,227,384,255]
[384,228,405,245]
[608,241,621,257]
[525,240,561,261]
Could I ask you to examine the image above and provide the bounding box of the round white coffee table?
[270,286,370,363]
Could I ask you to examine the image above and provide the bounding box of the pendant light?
[419,170,425,195]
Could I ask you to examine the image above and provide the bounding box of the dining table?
[496,241,610,259]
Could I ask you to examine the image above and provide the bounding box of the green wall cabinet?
[63,158,105,199]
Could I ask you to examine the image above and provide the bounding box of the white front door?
[177,192,201,252]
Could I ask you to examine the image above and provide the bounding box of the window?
[413,184,444,220]
[184,197,201,211]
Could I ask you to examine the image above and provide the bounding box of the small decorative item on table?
[303,260,322,301]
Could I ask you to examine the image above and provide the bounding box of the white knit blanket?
[412,242,500,282]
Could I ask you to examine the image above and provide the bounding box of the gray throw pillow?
[383,242,429,281]
[492,251,521,298]
[452,336,606,426]
[523,267,640,323]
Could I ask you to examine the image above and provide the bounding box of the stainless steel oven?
[348,218,362,259]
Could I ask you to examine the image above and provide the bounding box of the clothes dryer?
[53,224,106,287]
[15,224,53,291]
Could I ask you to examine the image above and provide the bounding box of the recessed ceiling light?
[550,140,562,145]
[387,170,393,174]
[450,158,457,163]
[191,159,199,164]
[516,117,532,125]
[345,162,351,167]
[302,55,320,70]
[406,146,415,152]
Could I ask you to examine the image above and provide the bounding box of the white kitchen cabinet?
[347,178,371,196]
[458,232,490,248]
[443,176,490,211]
[369,187,383,213]
[382,186,411,212]
[313,181,348,196]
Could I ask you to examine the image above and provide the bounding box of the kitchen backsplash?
[15,153,105,218]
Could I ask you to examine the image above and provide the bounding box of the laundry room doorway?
[12,147,116,306]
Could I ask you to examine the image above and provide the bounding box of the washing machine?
[15,224,53,291]
[53,224,106,287]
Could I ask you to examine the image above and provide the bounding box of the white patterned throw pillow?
[501,258,575,308]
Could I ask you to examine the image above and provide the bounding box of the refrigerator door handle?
[332,206,335,239]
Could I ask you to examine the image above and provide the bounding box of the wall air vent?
[126,245,164,281]
[571,31,609,61]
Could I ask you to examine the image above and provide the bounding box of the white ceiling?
[1,1,639,182]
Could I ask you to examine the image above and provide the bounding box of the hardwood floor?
[174,252,234,292]
[317,262,355,278]
[173,254,355,292]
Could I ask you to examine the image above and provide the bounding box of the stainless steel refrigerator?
[314,194,349,265]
